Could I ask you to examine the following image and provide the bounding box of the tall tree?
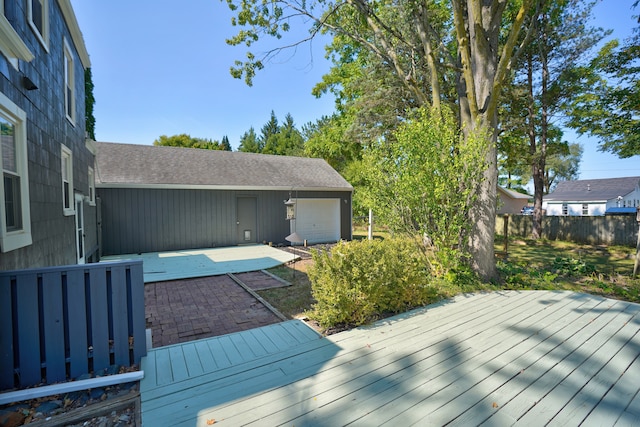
[238,127,261,152]
[220,135,232,151]
[225,0,541,280]
[562,8,640,158]
[260,110,280,150]
[499,0,605,238]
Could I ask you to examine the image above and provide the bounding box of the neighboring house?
[496,186,530,214]
[95,142,353,255]
[543,176,640,216]
[0,0,97,269]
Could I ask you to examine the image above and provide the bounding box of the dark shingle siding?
[544,177,640,202]
[95,142,353,190]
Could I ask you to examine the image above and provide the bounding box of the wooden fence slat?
[0,261,146,391]
[42,272,66,383]
[0,275,14,389]
[497,215,638,246]
[111,265,129,366]
[66,269,88,379]
[89,268,110,373]
[16,273,41,386]
[129,262,146,364]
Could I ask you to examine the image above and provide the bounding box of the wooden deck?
[140,291,640,426]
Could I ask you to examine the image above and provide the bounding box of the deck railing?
[0,260,146,391]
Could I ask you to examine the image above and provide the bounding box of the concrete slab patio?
[101,244,296,283]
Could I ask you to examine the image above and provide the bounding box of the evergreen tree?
[238,127,261,153]
[220,135,232,151]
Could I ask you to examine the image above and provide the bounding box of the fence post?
[634,208,640,277]
[503,214,509,258]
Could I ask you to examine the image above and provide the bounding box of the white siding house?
[543,177,640,216]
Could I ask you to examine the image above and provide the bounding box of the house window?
[61,144,74,215]
[562,203,568,216]
[0,92,32,252]
[63,38,75,123]
[28,0,49,50]
[88,166,95,205]
[582,203,588,215]
[0,0,34,69]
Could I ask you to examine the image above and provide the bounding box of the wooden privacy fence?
[0,260,146,391]
[496,215,639,246]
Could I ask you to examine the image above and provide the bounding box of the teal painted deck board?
[248,326,280,353]
[140,320,322,398]
[490,301,638,427]
[252,292,581,427]
[153,349,173,386]
[194,292,567,426]
[193,340,216,371]
[205,336,232,370]
[181,343,205,378]
[236,329,269,358]
[140,292,640,427]
[168,346,189,382]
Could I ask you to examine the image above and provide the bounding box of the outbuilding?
[95,142,353,256]
[543,176,640,216]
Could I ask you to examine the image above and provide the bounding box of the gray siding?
[0,1,95,269]
[98,188,352,255]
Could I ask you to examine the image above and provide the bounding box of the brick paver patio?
[144,273,287,348]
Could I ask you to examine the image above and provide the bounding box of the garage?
[290,199,341,244]
[95,142,353,255]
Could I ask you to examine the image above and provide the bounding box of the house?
[0,0,97,270]
[496,186,530,214]
[94,142,353,256]
[543,176,640,216]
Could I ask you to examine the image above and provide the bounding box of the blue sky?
[70,0,638,181]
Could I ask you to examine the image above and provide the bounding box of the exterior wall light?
[285,198,296,220]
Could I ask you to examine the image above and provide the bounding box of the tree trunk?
[531,16,550,239]
[454,0,501,281]
[526,52,544,240]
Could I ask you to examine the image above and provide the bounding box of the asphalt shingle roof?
[544,176,640,202]
[95,142,353,191]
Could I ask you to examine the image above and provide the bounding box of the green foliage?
[551,256,596,276]
[153,134,228,150]
[84,68,96,140]
[239,111,304,156]
[562,35,640,158]
[362,106,489,275]
[497,261,559,290]
[263,113,304,156]
[308,239,439,328]
[238,127,261,152]
[220,135,232,151]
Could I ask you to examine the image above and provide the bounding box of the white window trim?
[63,37,75,124]
[0,12,35,69]
[88,166,95,206]
[0,92,32,252]
[28,0,49,51]
[61,143,74,216]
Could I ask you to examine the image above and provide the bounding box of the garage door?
[290,199,340,244]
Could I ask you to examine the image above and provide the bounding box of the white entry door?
[290,199,340,245]
[75,193,85,264]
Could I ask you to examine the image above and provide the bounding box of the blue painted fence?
[0,261,146,391]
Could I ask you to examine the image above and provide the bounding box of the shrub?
[308,238,439,328]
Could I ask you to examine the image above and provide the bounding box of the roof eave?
[96,183,353,192]
[57,0,91,68]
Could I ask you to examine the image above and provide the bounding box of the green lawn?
[496,236,640,303]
